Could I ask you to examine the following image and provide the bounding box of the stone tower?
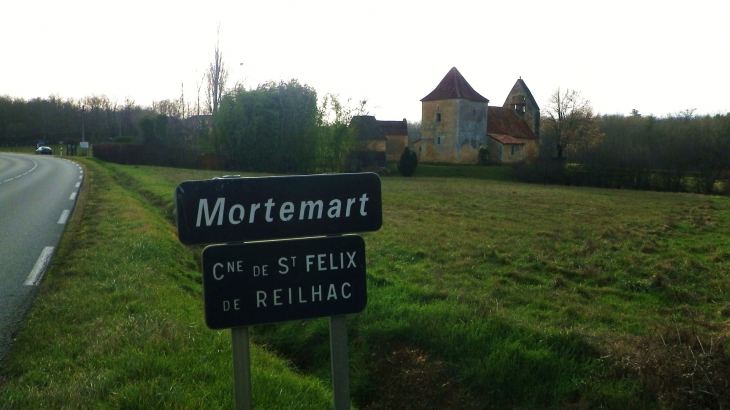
[419,67,490,164]
[503,78,540,138]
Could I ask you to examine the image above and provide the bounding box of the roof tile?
[487,107,537,140]
[377,120,408,135]
[421,67,489,103]
[488,133,526,145]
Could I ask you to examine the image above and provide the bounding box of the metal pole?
[81,106,86,156]
[330,315,350,410]
[81,106,85,143]
[231,327,253,410]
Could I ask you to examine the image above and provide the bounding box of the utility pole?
[81,105,86,143]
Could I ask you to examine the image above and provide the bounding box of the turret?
[503,77,540,137]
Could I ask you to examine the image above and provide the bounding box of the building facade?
[416,67,540,164]
[418,67,490,164]
[348,116,409,170]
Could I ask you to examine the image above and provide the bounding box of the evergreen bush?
[397,147,418,176]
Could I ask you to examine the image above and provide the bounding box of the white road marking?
[69,192,77,200]
[0,159,38,185]
[78,175,83,179]
[75,182,81,188]
[24,246,55,286]
[58,210,70,224]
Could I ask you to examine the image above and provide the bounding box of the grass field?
[1,158,729,409]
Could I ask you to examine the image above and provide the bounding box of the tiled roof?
[350,116,386,140]
[421,67,489,103]
[488,133,526,145]
[487,106,537,140]
[377,120,408,136]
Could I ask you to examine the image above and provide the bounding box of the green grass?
[0,160,335,409]
[2,159,730,409]
[389,163,514,180]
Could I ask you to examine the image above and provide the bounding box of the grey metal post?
[81,106,85,143]
[330,315,350,410]
[231,327,253,410]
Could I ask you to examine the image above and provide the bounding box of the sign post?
[176,173,382,410]
[231,327,252,410]
[330,315,350,409]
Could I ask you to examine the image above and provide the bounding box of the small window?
[437,136,442,145]
[511,145,516,155]
[436,113,441,122]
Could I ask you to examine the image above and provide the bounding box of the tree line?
[519,88,730,195]
[0,93,202,147]
[0,79,366,174]
[0,94,133,147]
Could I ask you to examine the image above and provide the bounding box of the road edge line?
[23,246,55,286]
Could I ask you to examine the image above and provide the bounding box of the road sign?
[201,235,367,329]
[175,173,382,246]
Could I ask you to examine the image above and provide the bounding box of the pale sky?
[2,0,728,122]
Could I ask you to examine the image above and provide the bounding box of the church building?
[416,67,539,164]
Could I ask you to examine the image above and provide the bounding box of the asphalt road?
[0,153,83,368]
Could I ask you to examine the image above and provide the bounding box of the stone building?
[378,119,409,162]
[348,116,409,170]
[416,67,539,164]
[503,78,540,137]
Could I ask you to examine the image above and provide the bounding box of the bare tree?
[179,81,185,119]
[196,72,205,116]
[542,88,602,159]
[206,27,228,117]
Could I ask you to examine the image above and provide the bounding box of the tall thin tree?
[206,26,228,117]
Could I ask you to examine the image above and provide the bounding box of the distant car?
[35,146,53,155]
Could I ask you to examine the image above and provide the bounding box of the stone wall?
[504,88,540,137]
[385,135,408,162]
[420,99,488,164]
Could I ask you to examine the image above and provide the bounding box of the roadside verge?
[0,159,335,409]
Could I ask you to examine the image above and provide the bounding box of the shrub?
[93,143,199,168]
[397,147,418,177]
[115,136,134,143]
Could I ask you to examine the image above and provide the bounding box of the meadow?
[1,159,729,409]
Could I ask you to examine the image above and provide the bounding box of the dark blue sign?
[175,173,382,245]
[201,235,367,329]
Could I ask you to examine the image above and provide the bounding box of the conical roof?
[421,67,489,103]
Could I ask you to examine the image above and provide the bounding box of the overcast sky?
[2,0,728,122]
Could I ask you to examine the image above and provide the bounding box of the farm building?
[348,116,408,170]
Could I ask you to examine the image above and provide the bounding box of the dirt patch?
[608,325,730,410]
[361,341,485,410]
